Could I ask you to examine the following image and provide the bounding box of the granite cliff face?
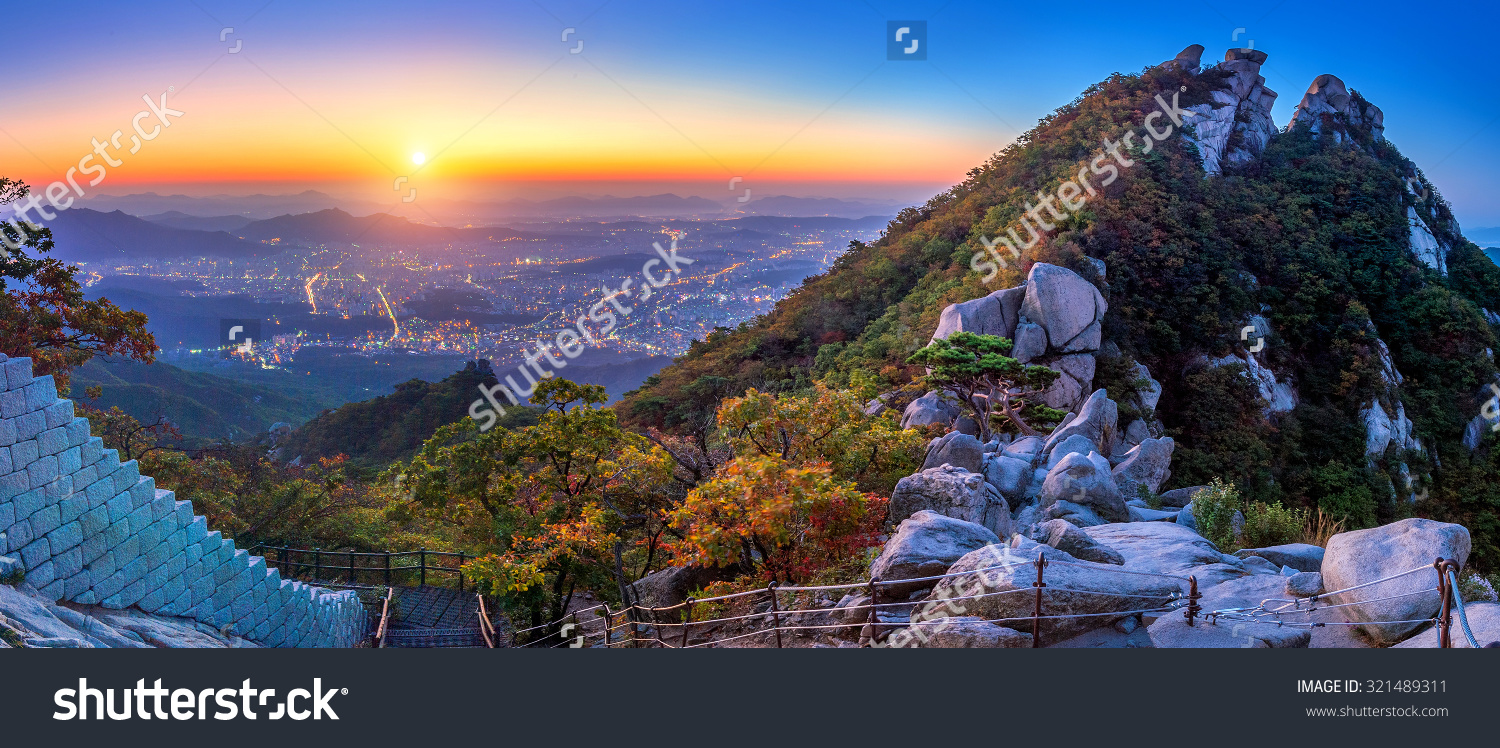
[1171,46,1280,176]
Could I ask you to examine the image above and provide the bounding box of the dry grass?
[1299,507,1346,548]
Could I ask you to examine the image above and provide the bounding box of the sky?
[3,0,1498,226]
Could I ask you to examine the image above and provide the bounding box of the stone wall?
[0,355,366,647]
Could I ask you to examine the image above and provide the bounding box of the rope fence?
[252,542,1487,649]
[490,555,1494,650]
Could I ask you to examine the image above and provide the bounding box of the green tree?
[906,331,1062,440]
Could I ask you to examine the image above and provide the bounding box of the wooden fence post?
[680,598,695,648]
[864,577,882,645]
[767,581,783,648]
[600,604,611,647]
[1186,575,1200,628]
[1031,553,1047,648]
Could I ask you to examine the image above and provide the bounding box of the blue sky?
[5,0,1497,226]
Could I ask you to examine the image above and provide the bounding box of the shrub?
[1241,501,1304,549]
[1299,507,1346,548]
[1192,478,1241,551]
[1458,571,1499,604]
[1137,484,1162,511]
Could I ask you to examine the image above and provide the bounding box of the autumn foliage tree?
[388,379,675,625]
[0,178,156,389]
[665,456,883,583]
[665,382,922,583]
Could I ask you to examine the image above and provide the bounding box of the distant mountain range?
[33,203,895,262]
[40,208,263,262]
[141,211,255,232]
[76,190,904,223]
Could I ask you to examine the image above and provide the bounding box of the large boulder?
[1148,575,1312,648]
[1127,361,1162,413]
[1233,543,1325,573]
[1011,320,1048,363]
[1042,354,1096,410]
[1158,486,1206,508]
[1034,519,1125,565]
[1045,434,1099,469]
[629,565,729,609]
[1020,263,1107,352]
[928,539,1180,645]
[905,616,1033,648]
[1393,602,1500,648]
[1129,507,1181,523]
[1042,389,1118,458]
[1175,501,1198,532]
[1112,437,1174,499]
[1040,500,1107,528]
[870,511,999,595]
[1002,436,1043,463]
[1083,522,1249,588]
[922,431,985,473]
[983,454,1032,502]
[901,391,960,430]
[1321,518,1471,645]
[1287,572,1323,598]
[1039,451,1128,523]
[931,286,1027,342]
[890,465,1011,539]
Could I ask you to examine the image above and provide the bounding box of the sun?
[411,152,426,165]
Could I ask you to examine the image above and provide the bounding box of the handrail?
[1445,567,1481,649]
[248,544,472,591]
[477,594,497,648]
[376,587,393,648]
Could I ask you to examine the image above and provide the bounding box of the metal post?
[649,607,664,647]
[767,581,783,648]
[680,598,695,648]
[384,553,391,587]
[348,551,355,584]
[458,553,466,593]
[419,548,427,587]
[1032,552,1047,648]
[600,605,611,647]
[864,577,882,645]
[1435,558,1454,649]
[1187,575,1200,627]
[313,548,321,581]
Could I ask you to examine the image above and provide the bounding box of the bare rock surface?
[890,465,1011,539]
[1321,518,1470,645]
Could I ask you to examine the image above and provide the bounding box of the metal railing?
[247,545,473,591]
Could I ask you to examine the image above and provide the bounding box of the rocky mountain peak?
[1176,47,1279,175]
[1289,73,1385,143]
